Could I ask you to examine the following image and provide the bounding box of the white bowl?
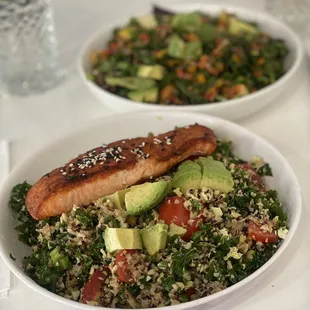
[0,111,302,310]
[77,4,304,121]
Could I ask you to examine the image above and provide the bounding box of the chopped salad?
[89,8,289,105]
[10,140,288,308]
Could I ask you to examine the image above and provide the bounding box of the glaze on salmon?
[25,124,217,220]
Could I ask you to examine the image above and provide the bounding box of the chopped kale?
[172,248,199,279]
[127,283,141,296]
[257,163,273,176]
[104,215,121,227]
[191,199,203,211]
[9,182,37,246]
[264,190,287,223]
[163,276,175,292]
[75,208,98,228]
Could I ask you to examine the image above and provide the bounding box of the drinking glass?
[0,0,65,96]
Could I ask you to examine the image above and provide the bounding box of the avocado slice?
[125,181,170,215]
[104,227,143,253]
[172,160,202,194]
[128,87,158,103]
[103,188,129,209]
[137,65,166,80]
[196,23,216,43]
[183,41,202,60]
[168,223,187,237]
[197,157,234,193]
[228,16,259,36]
[105,77,156,90]
[140,223,168,255]
[167,34,202,60]
[171,12,202,32]
[167,34,185,59]
[137,15,158,29]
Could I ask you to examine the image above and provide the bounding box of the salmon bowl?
[0,111,302,310]
[77,3,304,121]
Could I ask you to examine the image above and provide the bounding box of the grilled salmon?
[26,124,217,220]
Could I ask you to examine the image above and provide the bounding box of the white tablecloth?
[1,0,310,309]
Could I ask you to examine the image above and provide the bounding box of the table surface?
[1,0,310,309]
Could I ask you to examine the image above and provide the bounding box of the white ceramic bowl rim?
[0,110,302,310]
[77,4,304,111]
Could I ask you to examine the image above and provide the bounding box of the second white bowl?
[77,4,304,120]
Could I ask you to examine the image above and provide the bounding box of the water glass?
[0,0,64,96]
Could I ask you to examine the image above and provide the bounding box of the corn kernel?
[215,78,224,88]
[154,49,167,59]
[196,73,206,84]
[232,54,240,64]
[257,57,266,65]
[186,33,200,42]
[187,65,197,74]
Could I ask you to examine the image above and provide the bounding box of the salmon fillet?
[26,124,217,220]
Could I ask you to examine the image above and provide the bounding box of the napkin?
[0,140,10,299]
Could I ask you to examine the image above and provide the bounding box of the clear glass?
[0,0,65,96]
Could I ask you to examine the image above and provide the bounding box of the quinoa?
[9,139,288,308]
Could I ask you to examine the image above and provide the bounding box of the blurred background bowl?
[77,4,304,121]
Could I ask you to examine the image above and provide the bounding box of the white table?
[1,0,310,309]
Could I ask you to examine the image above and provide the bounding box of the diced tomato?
[169,95,184,105]
[204,63,219,76]
[159,196,204,241]
[185,287,196,300]
[159,196,190,226]
[253,69,263,78]
[204,87,218,101]
[101,48,111,57]
[236,163,263,186]
[139,33,149,43]
[184,33,200,42]
[176,68,193,80]
[81,268,108,303]
[182,215,204,241]
[160,84,175,102]
[114,249,139,283]
[109,42,119,52]
[198,55,209,68]
[247,222,278,244]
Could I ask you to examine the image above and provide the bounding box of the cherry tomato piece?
[185,287,197,300]
[158,196,190,227]
[236,163,263,186]
[247,222,278,244]
[81,269,108,303]
[139,33,149,43]
[114,249,139,283]
[182,215,204,241]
